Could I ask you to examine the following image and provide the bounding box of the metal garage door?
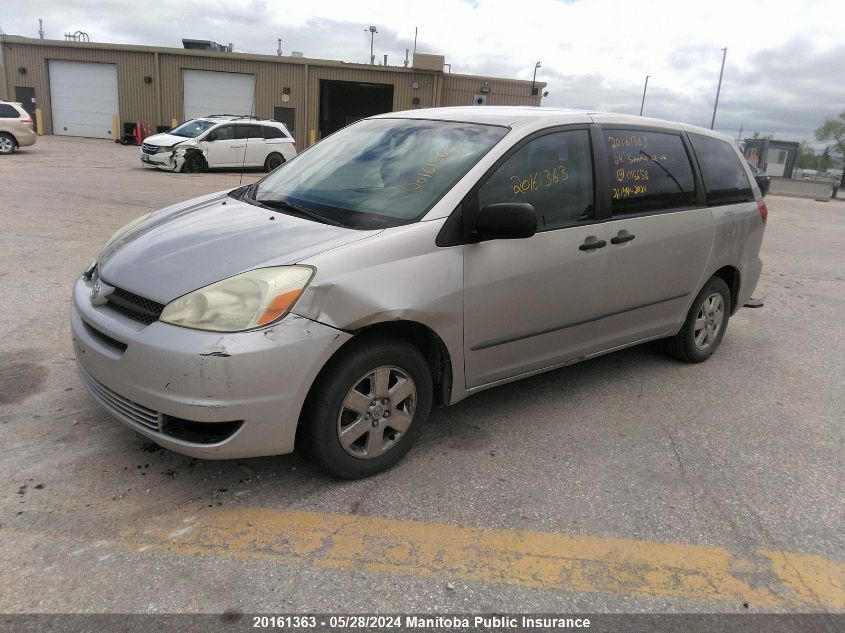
[183,70,255,119]
[48,60,118,139]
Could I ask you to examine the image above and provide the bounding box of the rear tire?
[665,276,731,363]
[0,133,16,155]
[301,337,433,479]
[264,152,284,172]
[181,152,206,173]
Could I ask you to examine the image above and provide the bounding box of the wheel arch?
[0,131,18,148]
[712,265,741,314]
[308,319,454,411]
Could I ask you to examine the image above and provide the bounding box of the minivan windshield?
[247,118,508,228]
[171,119,216,138]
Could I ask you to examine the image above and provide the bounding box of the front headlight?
[159,266,314,332]
[99,213,150,259]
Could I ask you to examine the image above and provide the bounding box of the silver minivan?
[71,107,766,478]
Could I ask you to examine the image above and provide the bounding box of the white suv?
[140,115,296,173]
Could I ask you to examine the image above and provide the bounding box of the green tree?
[815,111,845,187]
[815,110,845,159]
[795,141,815,169]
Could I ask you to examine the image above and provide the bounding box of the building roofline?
[0,34,545,88]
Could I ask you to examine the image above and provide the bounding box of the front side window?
[210,125,234,141]
[170,119,216,138]
[477,130,594,230]
[688,133,754,205]
[250,118,508,228]
[604,129,696,215]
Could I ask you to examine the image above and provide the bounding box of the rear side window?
[263,125,285,139]
[234,125,262,139]
[604,130,696,215]
[478,129,594,230]
[0,104,20,118]
[688,133,754,205]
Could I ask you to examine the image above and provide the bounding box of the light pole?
[531,61,541,96]
[639,75,650,116]
[710,47,727,130]
[366,25,378,65]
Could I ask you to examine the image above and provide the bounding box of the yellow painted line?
[128,507,844,610]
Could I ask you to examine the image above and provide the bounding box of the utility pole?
[639,75,650,116]
[366,26,378,65]
[710,47,727,130]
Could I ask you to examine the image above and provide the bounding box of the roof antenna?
[239,88,258,189]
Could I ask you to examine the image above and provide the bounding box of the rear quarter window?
[604,129,696,215]
[688,133,754,205]
[263,125,286,139]
[0,104,21,118]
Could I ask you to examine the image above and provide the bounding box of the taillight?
[757,199,768,224]
[20,118,32,124]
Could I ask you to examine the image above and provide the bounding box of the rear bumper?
[13,127,36,147]
[70,274,351,459]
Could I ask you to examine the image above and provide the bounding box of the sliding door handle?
[579,237,607,251]
[611,231,636,244]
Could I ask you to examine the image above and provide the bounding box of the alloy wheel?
[693,293,725,350]
[336,366,416,459]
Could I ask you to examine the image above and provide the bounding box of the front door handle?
[610,231,636,244]
[579,237,607,251]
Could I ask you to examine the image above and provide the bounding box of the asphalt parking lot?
[0,136,843,615]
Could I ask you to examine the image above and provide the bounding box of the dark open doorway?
[319,80,393,138]
[15,87,36,119]
[273,106,295,137]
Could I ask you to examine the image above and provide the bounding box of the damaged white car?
[140,115,297,173]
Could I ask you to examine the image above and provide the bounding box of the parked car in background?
[74,107,766,478]
[139,115,296,173]
[0,100,36,154]
[748,161,770,196]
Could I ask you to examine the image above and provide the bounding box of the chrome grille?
[78,364,160,432]
[141,143,162,155]
[104,287,164,326]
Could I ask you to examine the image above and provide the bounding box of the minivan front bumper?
[70,274,351,459]
[140,149,180,171]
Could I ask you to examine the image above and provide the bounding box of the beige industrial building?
[0,35,545,146]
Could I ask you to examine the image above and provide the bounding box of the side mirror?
[474,203,537,241]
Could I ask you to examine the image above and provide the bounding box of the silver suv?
[0,100,36,154]
[140,115,296,173]
[73,107,766,478]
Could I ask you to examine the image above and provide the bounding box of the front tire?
[301,337,433,479]
[665,276,731,363]
[181,152,206,173]
[0,133,16,155]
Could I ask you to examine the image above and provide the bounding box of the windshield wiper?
[256,197,346,227]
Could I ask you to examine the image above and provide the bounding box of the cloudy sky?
[2,0,841,149]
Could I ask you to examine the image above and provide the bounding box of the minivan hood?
[98,193,381,303]
[143,133,195,147]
